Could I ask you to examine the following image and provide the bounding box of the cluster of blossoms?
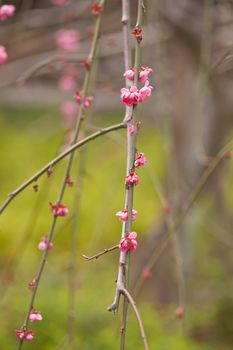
[0,4,16,67]
[120,65,153,107]
[119,232,137,253]
[16,327,34,341]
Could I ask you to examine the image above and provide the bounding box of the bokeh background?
[0,0,233,349]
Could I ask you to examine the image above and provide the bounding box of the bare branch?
[82,244,119,261]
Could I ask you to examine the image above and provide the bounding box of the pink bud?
[38,236,53,251]
[29,310,43,322]
[123,67,135,81]
[116,209,137,222]
[125,171,139,187]
[139,66,153,83]
[134,152,147,168]
[49,202,69,217]
[120,86,140,106]
[138,80,153,102]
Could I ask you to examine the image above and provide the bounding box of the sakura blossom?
[29,310,43,322]
[49,202,69,217]
[16,327,34,341]
[138,80,153,102]
[123,67,134,81]
[0,4,15,21]
[116,209,137,222]
[0,45,7,66]
[134,152,147,168]
[38,236,53,251]
[55,30,80,52]
[58,74,76,92]
[139,66,153,83]
[91,3,102,16]
[51,0,69,6]
[119,232,138,253]
[123,66,152,83]
[60,101,77,124]
[125,171,139,187]
[120,86,140,106]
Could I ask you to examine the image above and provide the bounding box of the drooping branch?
[16,2,106,348]
[120,288,149,350]
[0,122,126,216]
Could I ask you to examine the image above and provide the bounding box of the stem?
[121,288,149,350]
[17,3,106,348]
[0,122,126,216]
[108,2,144,350]
[82,244,119,261]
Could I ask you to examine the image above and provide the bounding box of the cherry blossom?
[139,66,153,83]
[119,232,138,253]
[16,327,34,341]
[116,209,137,222]
[134,152,146,168]
[0,5,15,21]
[120,86,140,106]
[123,67,134,81]
[29,310,43,322]
[0,46,7,66]
[125,171,139,187]
[138,80,153,102]
[38,236,53,251]
[55,30,80,52]
[49,202,69,217]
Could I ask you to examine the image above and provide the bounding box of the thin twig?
[0,122,126,216]
[16,2,106,348]
[120,288,149,350]
[82,244,119,261]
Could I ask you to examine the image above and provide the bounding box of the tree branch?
[82,244,119,261]
[0,122,126,216]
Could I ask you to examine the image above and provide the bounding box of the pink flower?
[58,74,76,92]
[139,66,153,83]
[0,46,7,66]
[125,171,139,187]
[84,96,93,109]
[49,202,69,217]
[116,209,137,222]
[38,236,53,251]
[61,101,77,123]
[120,86,140,106]
[119,232,138,253]
[74,91,82,104]
[123,67,134,81]
[55,30,80,52]
[51,0,69,6]
[16,327,34,341]
[29,310,43,322]
[0,5,15,21]
[138,80,153,102]
[134,152,146,168]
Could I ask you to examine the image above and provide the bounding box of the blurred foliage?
[0,107,232,349]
